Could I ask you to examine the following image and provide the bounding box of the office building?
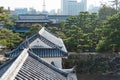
[61,0,87,15]
[29,8,37,14]
[14,8,28,15]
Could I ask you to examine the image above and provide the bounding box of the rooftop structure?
[14,14,69,33]
[6,27,67,57]
[0,49,77,80]
[6,27,68,68]
[16,14,69,24]
[14,8,28,15]
[0,27,77,80]
[61,0,87,15]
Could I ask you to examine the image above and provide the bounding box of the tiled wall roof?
[6,27,68,58]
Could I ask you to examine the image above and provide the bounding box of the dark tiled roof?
[39,28,67,52]
[18,14,48,20]
[14,29,30,33]
[15,19,51,23]
[0,58,16,77]
[30,48,68,58]
[6,28,68,58]
[14,51,67,80]
[0,49,68,80]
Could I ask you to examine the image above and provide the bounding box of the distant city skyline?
[0,0,109,12]
[61,0,87,15]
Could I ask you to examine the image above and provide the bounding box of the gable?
[29,38,52,48]
[5,27,68,58]
[39,27,67,52]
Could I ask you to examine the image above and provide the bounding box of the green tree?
[110,0,120,13]
[25,24,42,37]
[77,12,102,51]
[63,25,84,52]
[0,7,13,27]
[59,12,102,52]
[0,28,22,49]
[96,13,120,52]
[99,5,116,20]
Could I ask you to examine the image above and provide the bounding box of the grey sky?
[0,0,108,11]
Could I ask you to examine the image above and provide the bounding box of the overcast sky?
[0,0,109,11]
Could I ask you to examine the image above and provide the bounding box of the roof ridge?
[44,27,60,38]
[38,34,61,48]
[5,28,67,58]
[0,49,29,80]
[28,50,68,77]
[5,33,39,57]
[0,57,17,70]
[38,35,68,55]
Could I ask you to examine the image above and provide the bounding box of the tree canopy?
[99,5,116,20]
[25,24,42,37]
[0,28,22,49]
[96,13,120,52]
[0,7,13,27]
[48,11,119,53]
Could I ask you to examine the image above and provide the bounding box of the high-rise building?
[49,9,56,15]
[61,0,87,15]
[14,8,28,15]
[88,5,100,13]
[61,0,68,15]
[57,9,61,15]
[29,8,37,14]
[80,0,87,12]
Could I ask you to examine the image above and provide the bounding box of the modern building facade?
[88,5,100,13]
[61,0,87,15]
[81,0,87,12]
[14,8,28,15]
[0,27,77,80]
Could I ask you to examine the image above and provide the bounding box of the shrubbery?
[63,53,120,74]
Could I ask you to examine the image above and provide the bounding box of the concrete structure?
[67,0,80,15]
[61,0,87,15]
[88,5,100,13]
[29,8,37,14]
[0,27,77,80]
[49,9,56,15]
[14,8,28,15]
[81,0,87,12]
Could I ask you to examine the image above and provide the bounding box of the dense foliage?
[99,5,116,20]
[48,6,120,53]
[0,7,13,27]
[63,53,120,74]
[24,24,42,37]
[96,13,120,52]
[0,28,22,49]
[0,7,22,50]
[49,12,102,52]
